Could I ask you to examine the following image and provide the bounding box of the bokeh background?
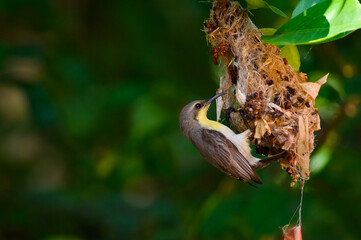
[0,0,360,239]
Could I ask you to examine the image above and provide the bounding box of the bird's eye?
[195,103,202,109]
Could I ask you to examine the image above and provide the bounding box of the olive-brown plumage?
[179,93,263,184]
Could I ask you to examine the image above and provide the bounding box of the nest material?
[205,0,326,182]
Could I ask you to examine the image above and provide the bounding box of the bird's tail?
[250,173,263,185]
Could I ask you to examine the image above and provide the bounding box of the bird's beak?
[205,92,226,106]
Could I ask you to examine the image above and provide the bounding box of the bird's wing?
[202,129,263,184]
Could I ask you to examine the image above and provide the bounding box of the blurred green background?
[0,0,360,239]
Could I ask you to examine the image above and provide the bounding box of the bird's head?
[179,93,226,135]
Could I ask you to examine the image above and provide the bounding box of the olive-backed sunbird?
[179,92,284,185]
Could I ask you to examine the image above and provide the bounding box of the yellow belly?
[196,107,232,133]
[196,107,223,130]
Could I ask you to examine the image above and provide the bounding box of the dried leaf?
[317,73,328,85]
[296,115,310,179]
[300,73,328,99]
[300,82,321,99]
[236,88,246,105]
[283,225,302,240]
[216,95,224,122]
[282,133,294,150]
[315,114,321,131]
[254,118,271,139]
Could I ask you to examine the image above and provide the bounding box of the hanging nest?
[204,0,326,183]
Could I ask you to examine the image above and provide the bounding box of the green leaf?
[262,0,361,45]
[266,4,288,18]
[246,0,287,18]
[280,45,300,71]
[308,30,353,44]
[291,0,327,18]
[259,28,277,36]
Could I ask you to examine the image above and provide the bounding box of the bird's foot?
[253,151,286,170]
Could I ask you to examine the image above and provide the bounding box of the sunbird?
[179,92,284,185]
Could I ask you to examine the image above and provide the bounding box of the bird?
[179,92,285,185]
